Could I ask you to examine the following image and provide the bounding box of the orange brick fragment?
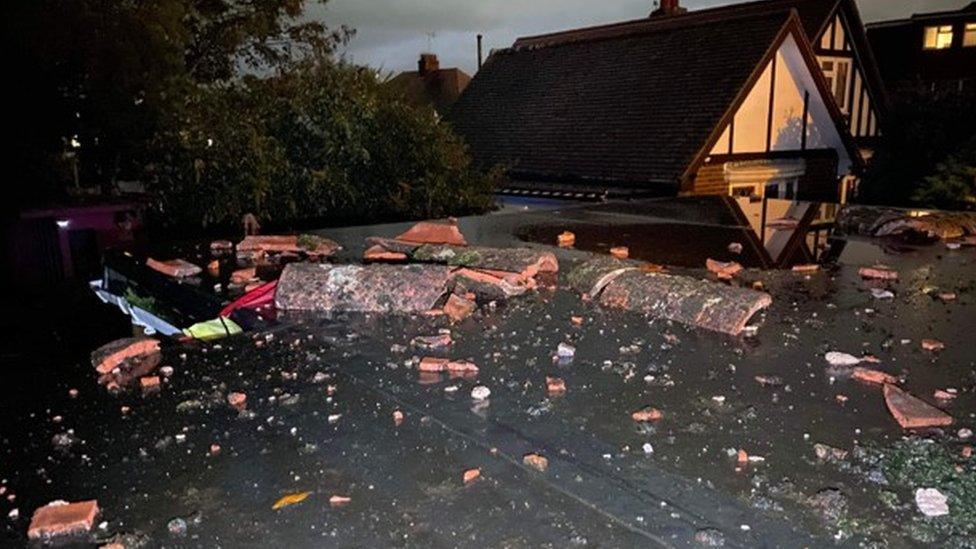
[546,376,566,395]
[737,449,749,465]
[395,220,467,246]
[609,246,629,259]
[363,245,408,263]
[227,392,247,409]
[631,407,663,422]
[523,453,549,472]
[557,231,575,248]
[851,367,898,385]
[27,500,99,540]
[443,293,476,323]
[883,384,953,429]
[139,376,161,390]
[921,339,945,352]
[859,266,898,281]
[463,468,481,484]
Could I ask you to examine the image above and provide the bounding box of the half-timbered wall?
[815,11,880,139]
[708,34,853,177]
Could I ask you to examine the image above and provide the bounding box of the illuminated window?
[965,23,976,47]
[923,25,954,49]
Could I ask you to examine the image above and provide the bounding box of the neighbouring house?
[866,2,976,97]
[387,53,471,114]
[1,200,147,286]
[450,0,886,202]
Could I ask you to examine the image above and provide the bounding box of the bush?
[911,138,976,210]
[148,63,499,232]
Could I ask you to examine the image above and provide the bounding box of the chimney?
[418,53,440,76]
[650,0,686,17]
[477,34,483,71]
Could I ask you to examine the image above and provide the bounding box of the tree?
[149,62,499,231]
[911,138,976,210]
[858,88,976,208]
[5,0,347,208]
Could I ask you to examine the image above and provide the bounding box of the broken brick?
[463,468,481,484]
[393,410,404,426]
[631,407,663,422]
[230,267,257,285]
[27,500,99,540]
[395,220,467,246]
[609,246,629,259]
[706,259,743,280]
[557,231,575,248]
[363,245,408,263]
[418,357,449,372]
[227,392,247,410]
[858,266,899,281]
[443,293,476,323]
[737,449,749,465]
[523,453,549,472]
[546,377,566,395]
[883,384,953,429]
[921,339,945,352]
[851,367,898,385]
[91,337,160,375]
[791,264,820,273]
[146,257,201,278]
[139,376,161,390]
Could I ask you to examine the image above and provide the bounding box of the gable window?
[965,23,976,47]
[820,58,852,112]
[923,25,954,49]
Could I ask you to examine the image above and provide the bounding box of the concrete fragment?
[395,220,467,246]
[91,337,160,374]
[568,259,771,336]
[146,258,201,278]
[915,488,949,517]
[883,384,953,429]
[27,500,98,540]
[275,263,452,314]
[329,495,351,507]
[824,352,862,367]
[471,385,491,401]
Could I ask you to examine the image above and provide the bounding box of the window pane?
[965,23,976,47]
[834,62,849,108]
[924,25,954,49]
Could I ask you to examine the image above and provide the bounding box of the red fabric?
[220,280,278,318]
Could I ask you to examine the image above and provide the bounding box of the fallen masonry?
[883,384,954,429]
[27,500,99,540]
[567,258,772,336]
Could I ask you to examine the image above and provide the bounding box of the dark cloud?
[312,0,966,74]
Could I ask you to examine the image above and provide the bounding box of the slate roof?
[448,9,797,189]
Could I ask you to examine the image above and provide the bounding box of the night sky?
[310,0,965,75]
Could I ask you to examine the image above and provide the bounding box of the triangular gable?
[696,19,858,178]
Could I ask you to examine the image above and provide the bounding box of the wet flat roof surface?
[1,200,974,547]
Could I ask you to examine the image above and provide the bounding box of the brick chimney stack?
[418,53,440,76]
[650,0,687,17]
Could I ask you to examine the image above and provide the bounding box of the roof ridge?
[514,0,827,49]
[510,6,796,52]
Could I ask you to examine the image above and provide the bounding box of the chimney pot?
[651,0,686,17]
[418,53,440,76]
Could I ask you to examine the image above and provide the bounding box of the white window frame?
[820,57,852,113]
